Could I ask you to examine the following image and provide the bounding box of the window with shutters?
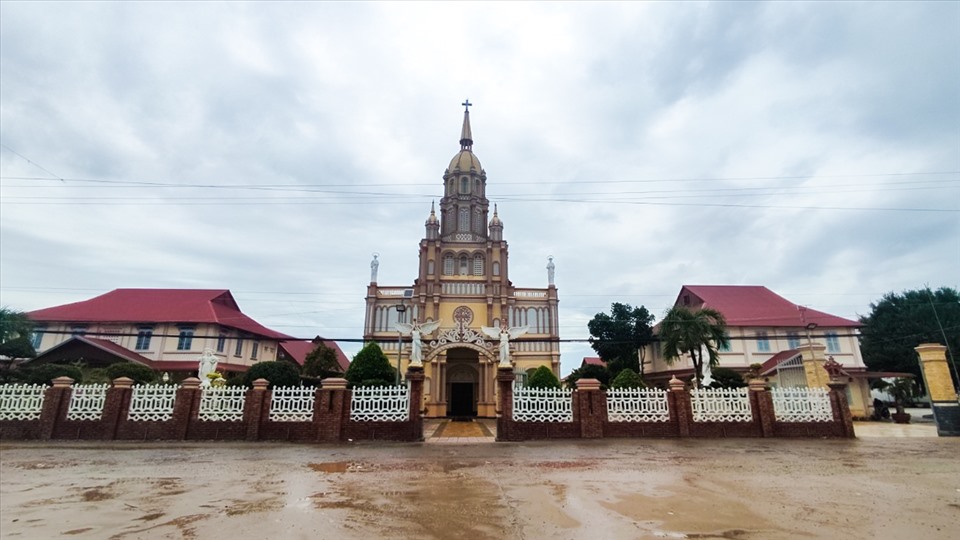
[473,254,484,275]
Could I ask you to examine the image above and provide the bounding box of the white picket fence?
[67,384,110,421]
[513,386,573,422]
[690,387,753,422]
[128,385,178,422]
[350,384,410,422]
[268,386,316,422]
[607,388,670,422]
[772,387,834,422]
[199,386,247,422]
[0,384,47,421]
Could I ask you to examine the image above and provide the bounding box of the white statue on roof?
[370,253,379,283]
[480,324,530,367]
[198,348,218,386]
[395,319,442,367]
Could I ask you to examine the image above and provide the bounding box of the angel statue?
[481,324,530,367]
[395,319,442,367]
[699,344,715,388]
[198,348,218,387]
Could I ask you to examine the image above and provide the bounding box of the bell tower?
[439,100,489,243]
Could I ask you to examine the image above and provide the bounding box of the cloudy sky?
[1,1,957,373]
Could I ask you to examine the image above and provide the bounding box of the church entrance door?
[445,348,480,418]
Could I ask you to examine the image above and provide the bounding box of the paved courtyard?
[1,425,958,540]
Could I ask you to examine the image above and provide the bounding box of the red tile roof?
[759,349,802,375]
[677,285,859,328]
[581,357,607,368]
[28,289,292,340]
[279,338,350,371]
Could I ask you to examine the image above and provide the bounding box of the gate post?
[406,367,425,442]
[575,378,604,438]
[244,378,269,441]
[669,376,691,437]
[39,376,74,440]
[496,367,516,441]
[915,343,959,436]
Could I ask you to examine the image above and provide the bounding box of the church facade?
[364,104,560,418]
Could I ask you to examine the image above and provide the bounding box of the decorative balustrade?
[66,384,110,421]
[198,386,247,422]
[350,384,409,422]
[268,386,315,422]
[128,385,178,422]
[607,388,670,422]
[771,387,833,422]
[514,290,547,298]
[0,384,47,421]
[690,387,752,422]
[513,386,573,422]
[441,282,485,295]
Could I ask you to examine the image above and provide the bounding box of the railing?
[514,289,547,298]
[607,388,670,422]
[690,387,752,422]
[198,386,247,422]
[128,385,178,422]
[268,386,315,422]
[350,384,409,422]
[67,384,110,421]
[513,386,572,422]
[772,387,833,422]
[0,384,47,421]
[441,282,485,295]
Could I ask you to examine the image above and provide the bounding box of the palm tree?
[659,306,729,387]
[0,307,36,345]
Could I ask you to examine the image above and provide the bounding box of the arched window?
[443,254,454,275]
[428,260,435,275]
[459,254,469,275]
[473,254,484,275]
[460,176,469,194]
[458,208,470,232]
[493,261,500,276]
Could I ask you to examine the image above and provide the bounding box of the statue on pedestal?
[481,324,530,367]
[395,319,442,367]
[198,348,218,387]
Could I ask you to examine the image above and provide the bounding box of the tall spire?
[460,99,473,150]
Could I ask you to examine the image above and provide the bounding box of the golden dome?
[447,150,482,173]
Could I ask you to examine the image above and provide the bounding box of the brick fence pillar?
[39,376,74,440]
[102,377,135,440]
[406,367,425,442]
[749,378,775,437]
[172,378,201,441]
[915,343,959,437]
[496,367,516,441]
[669,376,691,437]
[827,380,856,439]
[317,378,348,442]
[245,378,270,441]
[575,378,604,438]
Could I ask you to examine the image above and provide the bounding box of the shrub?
[243,361,301,389]
[106,362,158,384]
[345,342,397,387]
[565,364,612,389]
[20,364,84,385]
[706,367,746,389]
[527,366,561,389]
[610,368,646,389]
[82,367,111,385]
[303,342,343,378]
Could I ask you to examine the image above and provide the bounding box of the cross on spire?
[462,99,472,112]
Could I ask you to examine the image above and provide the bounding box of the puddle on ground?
[309,461,350,473]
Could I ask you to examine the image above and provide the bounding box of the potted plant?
[882,377,916,424]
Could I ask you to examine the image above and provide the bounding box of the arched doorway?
[446,348,480,417]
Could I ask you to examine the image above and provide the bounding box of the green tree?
[587,303,655,377]
[19,364,84,385]
[610,368,646,389]
[659,306,729,386]
[344,342,396,387]
[303,342,343,378]
[705,367,746,389]
[105,362,158,384]
[527,365,561,389]
[859,287,959,389]
[0,308,36,360]
[564,363,612,389]
[243,361,301,389]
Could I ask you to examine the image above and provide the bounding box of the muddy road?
[1,437,957,539]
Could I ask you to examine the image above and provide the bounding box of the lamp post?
[395,299,407,385]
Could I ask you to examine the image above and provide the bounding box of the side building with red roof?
[26,289,297,378]
[645,285,873,417]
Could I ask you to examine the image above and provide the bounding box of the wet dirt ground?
[1,437,958,540]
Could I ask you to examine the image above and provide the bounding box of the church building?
[364,103,560,418]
